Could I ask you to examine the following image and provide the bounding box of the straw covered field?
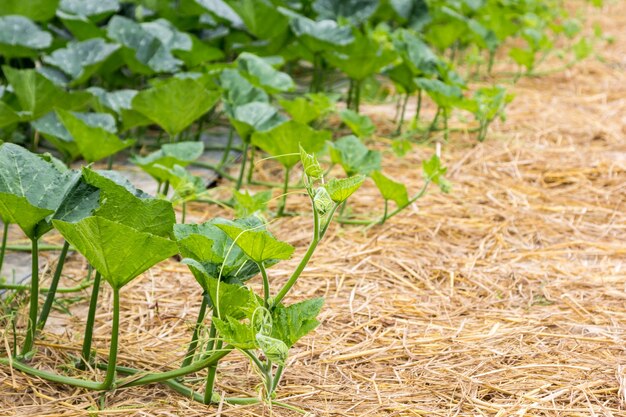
[2,2,626,417]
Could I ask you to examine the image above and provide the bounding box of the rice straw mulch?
[2,2,626,416]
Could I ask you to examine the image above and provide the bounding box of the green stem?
[273,198,325,307]
[219,127,234,167]
[102,286,120,390]
[346,79,354,109]
[107,155,113,170]
[0,357,103,389]
[276,168,290,217]
[0,278,93,293]
[0,221,8,273]
[117,346,232,387]
[79,272,101,369]
[426,107,441,140]
[259,262,270,308]
[235,141,249,191]
[195,117,205,141]
[181,201,187,224]
[180,293,208,369]
[381,200,389,225]
[271,364,284,393]
[203,339,222,404]
[354,80,361,113]
[414,89,423,124]
[21,238,39,356]
[37,241,70,331]
[443,107,449,142]
[246,146,255,184]
[395,93,409,135]
[162,180,170,197]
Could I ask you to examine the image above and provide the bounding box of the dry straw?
[2,2,626,416]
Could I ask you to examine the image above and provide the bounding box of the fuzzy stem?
[180,293,209,369]
[414,89,423,124]
[276,167,290,217]
[21,238,39,356]
[246,146,255,184]
[101,286,120,390]
[79,272,101,369]
[235,141,249,191]
[395,93,409,135]
[0,221,8,274]
[37,241,70,330]
[259,262,270,308]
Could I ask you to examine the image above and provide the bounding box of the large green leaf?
[82,168,176,237]
[58,0,120,20]
[195,0,243,28]
[330,135,381,176]
[392,29,439,77]
[132,77,220,137]
[53,216,178,289]
[0,101,21,128]
[0,16,51,57]
[57,109,133,162]
[280,9,354,52]
[106,15,182,74]
[324,175,365,204]
[339,109,376,139]
[43,39,120,85]
[132,141,204,182]
[225,0,289,40]
[278,93,334,125]
[313,0,379,25]
[215,221,294,264]
[0,143,73,238]
[3,66,91,120]
[87,87,152,131]
[324,31,397,81]
[271,298,324,347]
[141,18,192,53]
[220,68,268,107]
[32,111,117,161]
[228,102,287,141]
[237,52,294,93]
[371,171,408,207]
[414,78,463,109]
[0,0,59,22]
[251,120,330,169]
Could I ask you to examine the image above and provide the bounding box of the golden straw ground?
[2,1,626,416]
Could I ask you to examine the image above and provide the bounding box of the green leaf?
[228,102,287,141]
[0,143,74,238]
[371,171,408,207]
[87,87,152,131]
[53,216,178,289]
[213,315,256,349]
[233,189,271,218]
[0,101,21,128]
[132,141,204,182]
[422,154,451,193]
[225,0,289,40]
[299,144,323,179]
[215,221,294,264]
[106,15,182,74]
[256,333,288,365]
[237,52,294,93]
[174,218,264,283]
[175,34,224,67]
[43,39,120,85]
[251,120,330,169]
[132,77,220,137]
[271,298,324,347]
[82,168,176,237]
[3,66,91,120]
[278,93,334,125]
[0,16,51,58]
[57,11,105,40]
[313,0,379,25]
[330,135,381,176]
[414,78,463,109]
[220,68,269,107]
[324,175,365,204]
[58,0,120,20]
[324,32,397,82]
[391,29,439,77]
[280,9,354,52]
[57,109,134,162]
[0,0,59,22]
[339,109,376,139]
[313,187,333,215]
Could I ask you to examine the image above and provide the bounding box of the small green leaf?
[213,315,256,349]
[0,16,52,57]
[278,93,334,125]
[422,154,451,193]
[132,141,204,182]
[371,171,409,207]
[256,334,288,365]
[216,221,294,263]
[324,175,365,204]
[339,109,376,138]
[132,77,220,137]
[57,109,134,162]
[299,144,323,179]
[414,78,463,109]
[271,298,324,347]
[330,135,381,176]
[228,102,287,141]
[220,68,269,107]
[53,216,178,289]
[252,120,330,169]
[233,189,271,218]
[280,9,354,52]
[237,52,294,93]
[313,187,334,215]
